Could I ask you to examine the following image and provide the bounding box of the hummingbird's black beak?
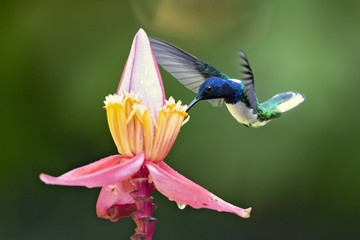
[186,97,200,112]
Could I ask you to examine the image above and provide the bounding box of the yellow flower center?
[104,91,188,162]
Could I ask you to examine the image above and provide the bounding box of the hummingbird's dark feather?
[239,51,259,114]
[149,37,230,107]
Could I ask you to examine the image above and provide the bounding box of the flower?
[40,29,251,224]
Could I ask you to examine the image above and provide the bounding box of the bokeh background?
[1,0,360,239]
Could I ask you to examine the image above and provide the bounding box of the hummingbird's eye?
[206,85,212,92]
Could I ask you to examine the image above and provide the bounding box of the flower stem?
[130,166,157,240]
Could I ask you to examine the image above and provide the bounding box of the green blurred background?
[1,0,360,239]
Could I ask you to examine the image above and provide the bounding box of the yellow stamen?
[104,92,188,162]
[143,109,155,160]
[125,98,136,152]
[182,115,190,126]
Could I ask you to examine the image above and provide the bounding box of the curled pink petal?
[40,154,144,188]
[117,28,165,116]
[146,162,251,218]
[96,180,137,222]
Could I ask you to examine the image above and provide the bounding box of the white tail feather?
[276,92,305,113]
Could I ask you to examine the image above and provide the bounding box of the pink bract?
[117,28,166,117]
[146,162,250,218]
[40,154,144,188]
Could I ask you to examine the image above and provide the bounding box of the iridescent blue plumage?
[149,37,305,127]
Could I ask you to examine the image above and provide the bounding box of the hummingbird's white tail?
[262,92,305,113]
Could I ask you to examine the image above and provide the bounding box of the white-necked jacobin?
[149,37,305,128]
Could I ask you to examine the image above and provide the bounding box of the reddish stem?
[130,166,157,240]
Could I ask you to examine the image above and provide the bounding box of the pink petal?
[96,180,137,222]
[40,154,144,188]
[146,162,251,218]
[117,28,165,116]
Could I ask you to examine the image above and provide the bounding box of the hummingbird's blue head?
[197,77,227,100]
[187,77,241,111]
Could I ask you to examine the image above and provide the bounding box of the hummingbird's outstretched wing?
[239,51,259,113]
[149,37,230,107]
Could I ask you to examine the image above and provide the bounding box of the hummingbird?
[149,37,305,128]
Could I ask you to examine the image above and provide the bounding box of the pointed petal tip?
[242,207,252,218]
[136,28,147,38]
[39,173,45,181]
[39,173,58,185]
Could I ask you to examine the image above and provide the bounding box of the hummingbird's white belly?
[225,101,268,127]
